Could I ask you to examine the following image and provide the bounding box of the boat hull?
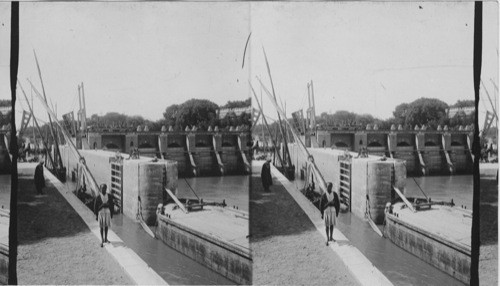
[384,211,471,284]
[156,212,251,285]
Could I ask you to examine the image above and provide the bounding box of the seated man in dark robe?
[34,162,45,195]
[261,158,273,192]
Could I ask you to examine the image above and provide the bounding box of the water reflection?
[177,175,249,212]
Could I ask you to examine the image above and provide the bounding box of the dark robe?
[261,162,273,190]
[34,164,45,194]
[320,191,340,217]
[94,193,114,220]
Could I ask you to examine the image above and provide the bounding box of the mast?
[31,89,35,146]
[257,77,328,194]
[250,84,285,169]
[18,81,55,169]
[262,49,292,169]
[33,51,63,169]
[481,80,498,121]
[30,81,101,197]
[81,82,87,137]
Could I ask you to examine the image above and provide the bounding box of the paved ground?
[250,164,358,285]
[17,167,133,285]
[479,175,498,286]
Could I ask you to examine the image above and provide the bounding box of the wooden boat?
[156,196,251,285]
[384,197,471,284]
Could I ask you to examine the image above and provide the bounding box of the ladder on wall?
[111,162,123,213]
[339,160,351,211]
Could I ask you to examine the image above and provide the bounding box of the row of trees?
[19,98,252,147]
[18,97,477,142]
[86,98,252,132]
[315,98,475,130]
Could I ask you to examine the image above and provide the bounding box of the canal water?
[64,174,248,285]
[177,176,250,212]
[294,174,472,286]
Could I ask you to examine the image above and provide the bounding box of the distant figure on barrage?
[321,182,340,246]
[261,158,273,192]
[34,162,45,195]
[94,184,114,247]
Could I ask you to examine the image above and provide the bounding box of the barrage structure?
[87,129,252,177]
[315,127,473,175]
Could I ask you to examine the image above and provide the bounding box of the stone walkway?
[17,164,133,285]
[250,162,359,285]
[479,175,498,286]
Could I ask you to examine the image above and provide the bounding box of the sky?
[250,2,498,124]
[0,2,498,128]
[0,2,251,124]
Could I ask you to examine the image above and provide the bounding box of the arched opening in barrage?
[424,141,437,147]
[335,142,349,148]
[105,143,119,149]
[367,141,383,147]
[167,142,181,148]
[195,142,209,147]
[397,141,411,147]
[139,142,153,148]
[451,141,463,146]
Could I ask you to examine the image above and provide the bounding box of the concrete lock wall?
[350,158,368,219]
[123,160,178,224]
[288,144,402,224]
[60,147,115,189]
[366,161,393,224]
[288,145,344,192]
[157,215,252,285]
[60,147,178,224]
[384,216,470,284]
